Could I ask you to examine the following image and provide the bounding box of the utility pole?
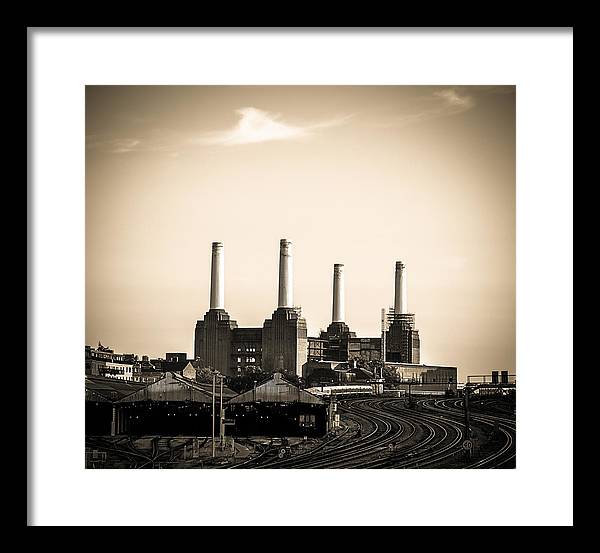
[212,370,216,458]
[111,405,117,437]
[328,394,337,433]
[381,308,386,379]
[463,385,472,440]
[219,374,224,448]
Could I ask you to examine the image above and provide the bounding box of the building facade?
[386,313,420,364]
[85,343,138,381]
[306,261,420,366]
[385,362,458,394]
[261,307,307,375]
[226,372,327,437]
[194,240,307,378]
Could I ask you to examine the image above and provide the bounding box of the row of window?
[237,365,260,373]
[299,414,316,428]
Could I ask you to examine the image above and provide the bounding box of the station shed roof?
[85,376,147,403]
[193,381,238,400]
[116,372,236,404]
[384,362,458,370]
[227,372,325,406]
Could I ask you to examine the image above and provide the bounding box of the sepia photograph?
[85,85,516,469]
[29,28,572,526]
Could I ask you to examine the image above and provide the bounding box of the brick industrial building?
[194,240,422,378]
[194,240,307,378]
[307,260,420,365]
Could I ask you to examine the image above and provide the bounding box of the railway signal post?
[463,385,473,459]
[211,369,221,458]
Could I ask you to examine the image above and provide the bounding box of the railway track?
[425,398,516,468]
[86,395,515,469]
[268,400,405,469]
[243,398,454,469]
[235,395,515,469]
[86,436,198,468]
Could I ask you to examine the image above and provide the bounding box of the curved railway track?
[421,397,516,469]
[86,395,515,469]
[86,436,200,468]
[234,395,515,469]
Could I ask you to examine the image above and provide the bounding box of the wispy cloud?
[86,131,182,156]
[433,88,474,110]
[86,90,483,156]
[106,138,141,154]
[86,108,352,156]
[381,88,476,128]
[196,107,352,146]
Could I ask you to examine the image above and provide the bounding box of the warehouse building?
[115,372,237,436]
[386,362,458,395]
[86,372,236,436]
[85,376,146,435]
[226,372,327,437]
[302,359,375,387]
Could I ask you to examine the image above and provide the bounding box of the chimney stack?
[394,261,407,314]
[209,242,224,310]
[278,239,293,308]
[332,264,345,323]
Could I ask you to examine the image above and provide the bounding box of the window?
[299,414,316,428]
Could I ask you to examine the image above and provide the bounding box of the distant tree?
[225,367,270,393]
[226,374,254,394]
[352,357,400,383]
[381,363,396,380]
[196,366,214,384]
[285,373,301,387]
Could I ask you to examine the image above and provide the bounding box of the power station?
[386,261,421,364]
[194,239,307,377]
[194,239,420,377]
[306,258,420,365]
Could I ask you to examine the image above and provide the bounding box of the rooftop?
[228,372,324,405]
[385,362,458,369]
[85,376,147,402]
[116,372,237,404]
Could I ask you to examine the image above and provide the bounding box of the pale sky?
[86,85,515,381]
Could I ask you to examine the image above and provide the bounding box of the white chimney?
[278,239,293,308]
[332,264,345,323]
[209,242,224,310]
[394,261,407,314]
